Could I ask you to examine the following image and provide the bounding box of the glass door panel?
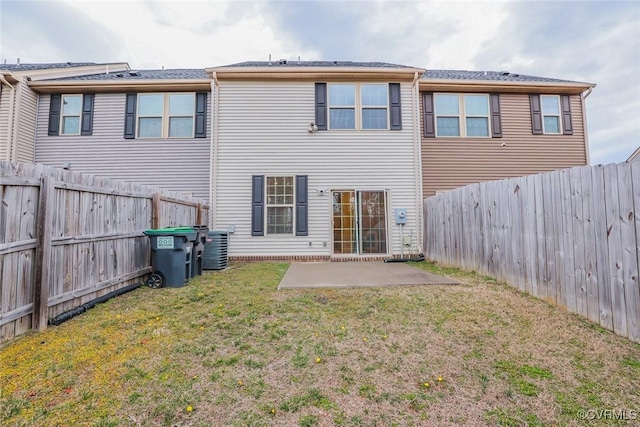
[332,190,387,255]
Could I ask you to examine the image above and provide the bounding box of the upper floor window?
[60,95,82,135]
[137,93,195,138]
[434,93,490,137]
[47,94,95,137]
[529,94,573,136]
[124,92,207,139]
[315,83,402,131]
[541,95,561,134]
[328,83,389,130]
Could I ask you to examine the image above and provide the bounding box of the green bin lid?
[144,226,197,238]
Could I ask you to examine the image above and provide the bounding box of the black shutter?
[489,93,502,138]
[80,94,94,136]
[530,94,543,135]
[48,94,61,136]
[389,83,402,130]
[124,93,137,139]
[315,83,327,130]
[251,175,265,236]
[561,95,573,135]
[195,92,207,138]
[422,92,435,138]
[295,175,308,236]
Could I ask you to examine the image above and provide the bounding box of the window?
[48,94,94,136]
[266,176,294,234]
[252,175,308,237]
[323,83,397,130]
[434,93,490,137]
[137,93,195,138]
[541,95,561,134]
[60,95,82,135]
[124,92,206,139]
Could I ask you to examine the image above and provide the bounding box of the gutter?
[418,78,595,94]
[210,72,220,229]
[28,78,212,93]
[581,86,595,165]
[0,74,16,161]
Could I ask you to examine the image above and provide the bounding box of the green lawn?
[1,262,638,426]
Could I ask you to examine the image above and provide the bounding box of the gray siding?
[0,84,10,160]
[35,93,211,201]
[15,79,37,163]
[214,81,420,257]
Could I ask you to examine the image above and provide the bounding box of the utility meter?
[395,208,407,225]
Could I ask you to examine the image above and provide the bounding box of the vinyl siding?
[15,79,37,163]
[214,81,419,257]
[421,93,587,197]
[35,93,211,201]
[0,84,10,160]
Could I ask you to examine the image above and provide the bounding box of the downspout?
[32,91,40,162]
[411,71,425,254]
[209,72,220,229]
[0,74,15,161]
[580,87,594,165]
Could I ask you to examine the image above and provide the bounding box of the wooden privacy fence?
[424,162,640,343]
[0,161,209,342]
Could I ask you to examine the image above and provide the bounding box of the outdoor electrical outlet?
[403,236,412,246]
[309,242,312,247]
[323,241,327,247]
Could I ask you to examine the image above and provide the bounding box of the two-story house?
[0,60,595,260]
[0,62,129,163]
[418,70,594,196]
[207,60,425,260]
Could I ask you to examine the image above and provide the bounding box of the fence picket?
[424,162,639,343]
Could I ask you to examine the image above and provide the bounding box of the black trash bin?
[191,225,209,278]
[144,227,197,288]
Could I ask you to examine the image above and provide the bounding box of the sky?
[1,0,638,165]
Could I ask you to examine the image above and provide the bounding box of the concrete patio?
[278,261,458,289]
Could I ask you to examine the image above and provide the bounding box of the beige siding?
[35,93,211,201]
[214,81,419,257]
[421,93,587,197]
[14,78,37,163]
[0,84,10,161]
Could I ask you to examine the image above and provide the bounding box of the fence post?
[33,175,54,332]
[196,203,203,225]
[152,193,161,229]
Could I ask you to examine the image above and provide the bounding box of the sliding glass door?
[332,190,387,255]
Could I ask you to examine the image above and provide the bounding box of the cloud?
[473,0,640,164]
[0,1,121,63]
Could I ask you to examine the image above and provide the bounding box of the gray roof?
[43,69,210,81]
[220,60,419,69]
[1,62,99,71]
[421,69,589,85]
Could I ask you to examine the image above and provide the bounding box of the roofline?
[205,65,425,80]
[419,78,595,94]
[28,78,212,93]
[0,62,131,80]
[627,146,640,162]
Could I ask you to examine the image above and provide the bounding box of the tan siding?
[15,79,37,163]
[34,93,211,200]
[215,81,419,258]
[0,84,10,161]
[421,93,587,197]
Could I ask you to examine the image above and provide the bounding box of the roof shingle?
[2,62,98,71]
[219,60,419,69]
[42,69,210,81]
[421,69,589,84]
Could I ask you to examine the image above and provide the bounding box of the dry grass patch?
[1,261,638,426]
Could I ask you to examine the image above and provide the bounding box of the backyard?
[1,261,638,426]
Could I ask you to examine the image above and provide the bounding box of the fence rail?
[424,162,640,344]
[0,161,209,341]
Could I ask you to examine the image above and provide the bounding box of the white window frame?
[434,93,491,138]
[136,93,196,139]
[265,176,295,235]
[60,94,82,136]
[541,95,562,134]
[327,83,389,131]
